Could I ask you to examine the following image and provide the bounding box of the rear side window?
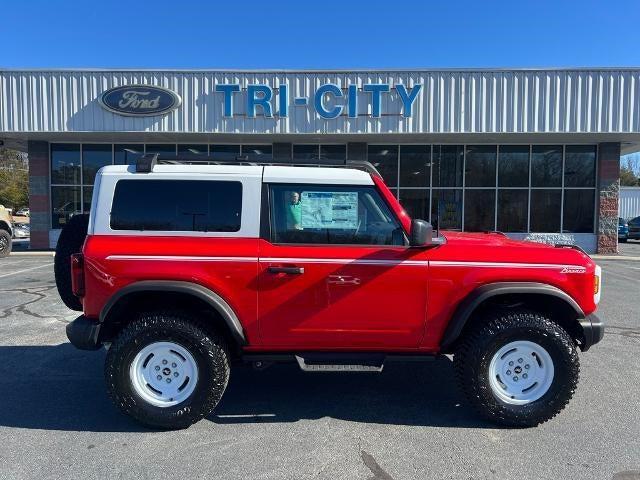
[110,179,242,232]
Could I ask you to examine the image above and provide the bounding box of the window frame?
[264,182,408,247]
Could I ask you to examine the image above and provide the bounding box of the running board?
[295,353,386,372]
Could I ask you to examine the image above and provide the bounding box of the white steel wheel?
[129,341,199,408]
[488,340,554,405]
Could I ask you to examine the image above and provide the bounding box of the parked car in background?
[15,208,30,217]
[13,222,30,239]
[619,217,629,242]
[628,216,640,241]
[0,205,13,257]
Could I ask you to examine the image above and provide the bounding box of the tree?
[620,153,640,186]
[0,148,29,209]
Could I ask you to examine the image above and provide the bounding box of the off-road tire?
[54,214,89,310]
[105,312,230,430]
[454,309,579,427]
[0,229,12,258]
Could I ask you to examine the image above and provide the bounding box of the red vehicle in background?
[55,154,603,429]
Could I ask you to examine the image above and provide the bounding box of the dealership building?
[1,68,639,253]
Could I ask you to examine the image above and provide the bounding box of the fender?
[100,280,246,345]
[439,282,585,350]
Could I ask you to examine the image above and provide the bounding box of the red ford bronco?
[56,155,604,429]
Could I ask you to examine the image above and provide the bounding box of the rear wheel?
[105,311,230,429]
[454,309,579,427]
[0,230,11,258]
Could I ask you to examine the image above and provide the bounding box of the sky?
[1,0,639,69]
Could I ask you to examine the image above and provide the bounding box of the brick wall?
[596,143,621,254]
[27,141,50,249]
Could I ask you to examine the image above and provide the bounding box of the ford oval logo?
[99,85,181,116]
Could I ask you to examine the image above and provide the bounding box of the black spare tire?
[54,214,89,311]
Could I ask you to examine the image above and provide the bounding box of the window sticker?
[300,191,358,229]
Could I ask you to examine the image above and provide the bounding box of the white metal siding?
[2,69,640,135]
[620,187,640,219]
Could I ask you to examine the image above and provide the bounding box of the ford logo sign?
[99,85,181,116]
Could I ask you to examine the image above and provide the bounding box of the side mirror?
[409,219,433,246]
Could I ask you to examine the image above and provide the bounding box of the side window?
[111,179,242,232]
[269,184,405,245]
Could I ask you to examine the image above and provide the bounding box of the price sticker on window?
[300,191,358,229]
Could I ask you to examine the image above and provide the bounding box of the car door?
[257,182,430,349]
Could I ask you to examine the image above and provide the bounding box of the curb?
[591,255,640,261]
[9,251,55,257]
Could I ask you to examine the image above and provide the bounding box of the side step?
[295,353,385,372]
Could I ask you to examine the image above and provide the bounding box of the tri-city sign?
[99,83,422,119]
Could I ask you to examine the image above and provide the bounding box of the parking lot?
[0,251,638,480]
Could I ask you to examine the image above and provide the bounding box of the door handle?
[268,266,305,275]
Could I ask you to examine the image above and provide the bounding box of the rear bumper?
[66,315,102,350]
[579,314,604,352]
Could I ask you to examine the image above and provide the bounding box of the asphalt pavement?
[0,248,638,480]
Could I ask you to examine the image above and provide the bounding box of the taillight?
[593,265,602,305]
[71,253,85,297]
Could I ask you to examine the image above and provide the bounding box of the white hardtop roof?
[98,164,374,185]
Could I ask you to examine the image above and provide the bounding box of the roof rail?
[134,154,382,178]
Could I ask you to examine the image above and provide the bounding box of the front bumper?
[579,314,604,352]
[66,315,102,350]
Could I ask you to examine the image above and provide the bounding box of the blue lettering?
[348,85,358,118]
[247,85,273,118]
[215,84,240,117]
[363,84,390,117]
[315,84,343,119]
[395,84,421,117]
[278,84,288,117]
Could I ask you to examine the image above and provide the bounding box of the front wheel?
[0,230,11,258]
[454,310,579,427]
[105,312,230,429]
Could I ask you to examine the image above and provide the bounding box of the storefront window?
[145,144,177,155]
[531,146,562,187]
[368,145,398,187]
[293,145,319,161]
[497,189,528,232]
[83,187,93,213]
[210,144,240,161]
[242,145,273,161]
[82,144,112,185]
[114,144,144,165]
[51,144,81,185]
[51,186,81,229]
[320,145,346,162]
[399,189,430,221]
[564,145,596,187]
[433,145,463,187]
[431,189,462,230]
[465,145,497,187]
[464,189,496,231]
[178,144,208,156]
[530,190,561,232]
[399,145,430,187]
[498,146,529,187]
[563,189,595,233]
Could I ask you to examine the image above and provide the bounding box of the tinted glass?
[145,144,176,155]
[465,145,497,187]
[51,144,81,185]
[83,186,93,213]
[563,189,595,233]
[464,189,496,231]
[210,145,240,161]
[399,145,431,187]
[178,144,208,156]
[531,146,562,187]
[243,145,273,161]
[431,189,462,230]
[293,145,319,161]
[497,189,528,232]
[269,184,404,245]
[82,144,112,185]
[498,146,529,187]
[433,145,463,187]
[111,180,242,232]
[399,189,430,221]
[114,144,144,165]
[320,145,347,162]
[564,145,596,187]
[530,189,561,232]
[51,186,81,228]
[368,145,398,187]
